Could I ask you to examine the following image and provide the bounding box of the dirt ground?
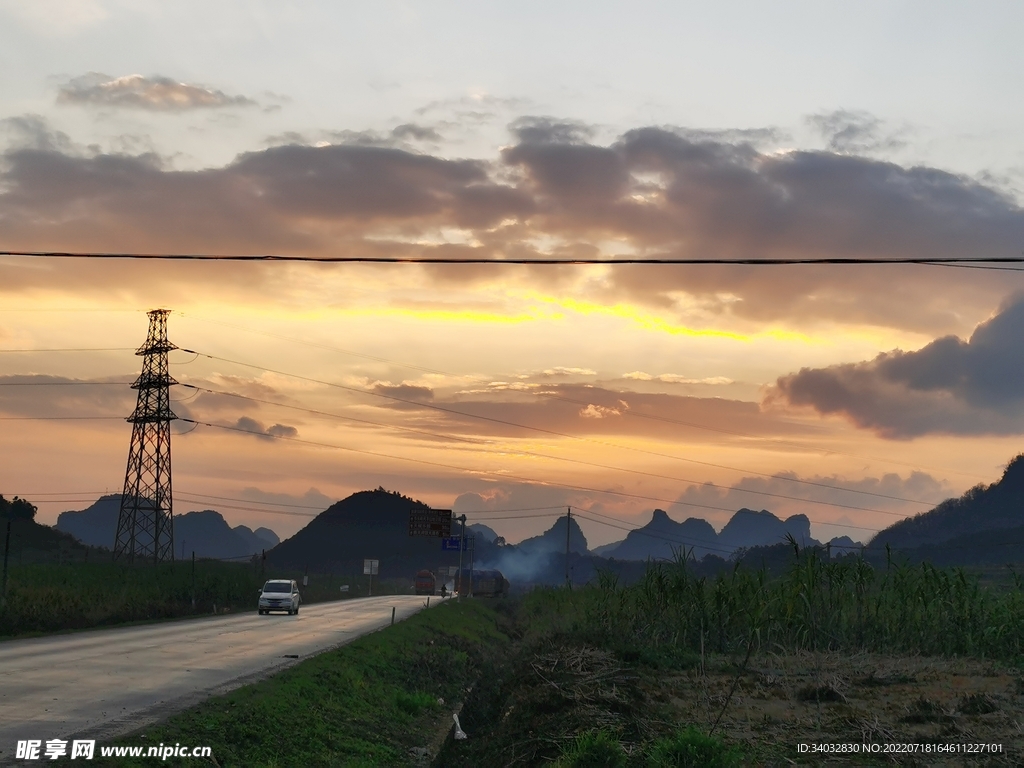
[436,643,1024,766]
[662,651,1024,765]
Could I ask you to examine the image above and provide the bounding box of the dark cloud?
[807,109,906,154]
[673,470,949,532]
[391,123,443,142]
[373,382,434,402]
[1,115,76,153]
[2,119,1022,332]
[771,296,1024,438]
[0,374,135,418]
[670,126,787,147]
[234,416,298,440]
[57,73,257,111]
[376,381,814,443]
[509,117,595,145]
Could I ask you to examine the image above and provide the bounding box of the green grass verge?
[92,599,511,767]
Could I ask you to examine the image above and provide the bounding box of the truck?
[414,569,436,595]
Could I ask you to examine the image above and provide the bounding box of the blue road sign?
[442,536,473,551]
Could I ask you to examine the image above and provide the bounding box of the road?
[0,595,433,753]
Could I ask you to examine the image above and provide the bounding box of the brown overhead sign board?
[408,508,453,537]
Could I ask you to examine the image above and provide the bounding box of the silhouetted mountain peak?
[650,509,671,525]
[317,488,425,526]
[872,452,1024,552]
[999,453,1024,489]
[56,495,279,559]
[720,508,813,550]
[518,515,588,555]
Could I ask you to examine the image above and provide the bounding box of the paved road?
[0,595,433,754]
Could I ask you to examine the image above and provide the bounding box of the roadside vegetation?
[439,546,1024,766]
[0,558,411,637]
[18,537,1024,764]
[97,599,511,767]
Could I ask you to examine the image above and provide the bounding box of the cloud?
[624,371,733,385]
[390,123,443,142]
[541,367,596,377]
[57,73,257,111]
[1,115,75,153]
[579,403,621,419]
[672,469,950,534]
[369,381,813,443]
[234,416,298,440]
[373,382,434,402]
[0,374,135,418]
[509,117,596,146]
[770,296,1024,438]
[1,118,1022,333]
[806,109,906,154]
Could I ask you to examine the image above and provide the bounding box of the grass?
[27,548,1024,764]
[437,548,1024,766]
[572,545,1024,660]
[0,560,413,637]
[91,599,511,767]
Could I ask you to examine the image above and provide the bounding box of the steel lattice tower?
[113,309,178,563]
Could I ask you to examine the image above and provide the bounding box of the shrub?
[394,690,436,717]
[646,727,741,768]
[556,729,627,768]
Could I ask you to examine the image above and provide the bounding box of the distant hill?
[0,516,105,564]
[56,495,121,549]
[266,488,498,578]
[599,510,719,561]
[173,510,279,560]
[467,523,499,543]
[56,495,280,560]
[871,454,1024,553]
[516,515,588,556]
[719,508,813,552]
[597,507,816,562]
[474,515,587,585]
[894,525,1024,567]
[826,536,862,556]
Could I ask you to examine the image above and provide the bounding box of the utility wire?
[178,311,985,481]
[179,347,942,509]
[178,381,912,517]
[0,381,131,386]
[0,347,134,353]
[4,250,1024,267]
[0,416,123,420]
[177,416,774,518]
[176,417,899,534]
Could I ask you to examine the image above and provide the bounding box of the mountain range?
[48,453,1024,581]
[867,454,1024,565]
[56,494,279,560]
[591,508,817,561]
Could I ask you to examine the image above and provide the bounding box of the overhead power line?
[3,250,1024,267]
[176,311,990,483]
[3,414,134,423]
[0,348,134,353]
[178,347,939,510]
[174,416,893,536]
[0,381,131,386]
[180,382,925,520]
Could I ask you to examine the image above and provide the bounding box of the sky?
[3,1,1024,549]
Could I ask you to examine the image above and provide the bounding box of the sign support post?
[456,514,467,601]
[363,558,379,596]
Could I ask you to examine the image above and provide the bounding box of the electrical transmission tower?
[113,309,178,563]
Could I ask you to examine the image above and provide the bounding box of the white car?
[258,579,301,615]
